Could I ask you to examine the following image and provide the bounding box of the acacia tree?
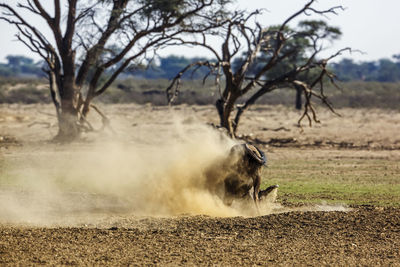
[0,0,228,141]
[234,20,342,110]
[166,0,351,137]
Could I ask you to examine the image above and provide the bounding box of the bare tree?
[0,0,228,142]
[166,0,351,137]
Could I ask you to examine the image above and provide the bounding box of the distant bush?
[1,78,399,110]
[98,78,218,106]
[5,86,49,104]
[331,58,400,82]
[0,86,49,104]
[329,81,400,109]
[0,77,49,104]
[0,65,13,77]
[0,55,44,78]
[0,76,44,87]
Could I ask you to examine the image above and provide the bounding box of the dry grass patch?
[263,149,400,206]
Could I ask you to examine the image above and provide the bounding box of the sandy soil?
[1,103,400,148]
[0,207,399,266]
[1,104,400,265]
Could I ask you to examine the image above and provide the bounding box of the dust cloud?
[0,116,259,226]
[0,114,350,226]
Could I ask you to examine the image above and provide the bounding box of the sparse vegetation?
[1,77,399,110]
[263,155,400,207]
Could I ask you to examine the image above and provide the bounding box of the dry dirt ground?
[1,103,400,266]
[1,207,399,266]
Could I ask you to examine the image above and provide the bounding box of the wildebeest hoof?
[258,185,279,200]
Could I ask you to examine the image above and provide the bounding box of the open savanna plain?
[0,103,399,265]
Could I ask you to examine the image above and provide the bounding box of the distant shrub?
[1,86,49,104]
[1,78,399,110]
[329,82,400,110]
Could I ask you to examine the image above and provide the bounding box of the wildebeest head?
[230,143,267,167]
[243,144,266,165]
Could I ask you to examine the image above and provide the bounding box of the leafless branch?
[166,61,218,103]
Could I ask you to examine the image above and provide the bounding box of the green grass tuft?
[261,155,400,207]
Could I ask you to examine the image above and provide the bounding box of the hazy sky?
[0,0,399,63]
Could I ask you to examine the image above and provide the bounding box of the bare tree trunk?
[215,99,225,127]
[295,84,302,110]
[54,76,80,142]
[48,70,62,119]
[55,104,79,142]
[215,88,239,137]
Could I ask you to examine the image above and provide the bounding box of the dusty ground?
[1,103,400,265]
[0,207,399,266]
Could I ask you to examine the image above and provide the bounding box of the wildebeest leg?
[253,175,261,214]
[258,185,279,200]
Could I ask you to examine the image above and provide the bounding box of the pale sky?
[0,0,399,63]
